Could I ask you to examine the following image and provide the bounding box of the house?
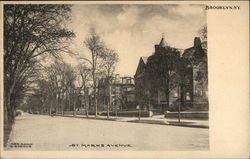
[181,37,208,110]
[134,36,208,112]
[98,75,137,111]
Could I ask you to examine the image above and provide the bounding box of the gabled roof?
[141,56,149,64]
[134,56,149,78]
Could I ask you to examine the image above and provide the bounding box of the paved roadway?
[6,113,209,151]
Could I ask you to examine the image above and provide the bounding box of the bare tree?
[77,63,92,117]
[101,48,119,78]
[100,48,119,118]
[4,4,75,123]
[83,28,105,117]
[45,61,76,116]
[198,25,207,42]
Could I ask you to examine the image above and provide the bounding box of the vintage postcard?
[0,1,249,159]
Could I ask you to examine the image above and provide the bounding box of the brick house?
[181,37,208,110]
[134,36,208,112]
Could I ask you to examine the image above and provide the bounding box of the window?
[195,89,199,96]
[174,91,178,97]
[127,79,131,84]
[186,92,191,101]
[199,90,203,96]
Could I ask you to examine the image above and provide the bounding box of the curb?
[41,114,209,129]
[166,123,209,129]
[128,120,209,129]
[55,114,117,121]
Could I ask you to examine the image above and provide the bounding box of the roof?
[141,57,149,64]
[183,41,207,55]
[134,57,148,78]
[159,37,167,47]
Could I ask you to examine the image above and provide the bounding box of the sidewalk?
[56,113,209,129]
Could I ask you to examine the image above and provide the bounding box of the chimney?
[194,37,201,48]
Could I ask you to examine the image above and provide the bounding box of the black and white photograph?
[0,1,249,159]
[2,3,209,151]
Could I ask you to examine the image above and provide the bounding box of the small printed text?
[69,144,132,148]
[205,6,240,10]
[9,143,33,148]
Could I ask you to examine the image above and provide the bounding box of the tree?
[26,61,77,115]
[26,77,52,114]
[196,25,208,89]
[145,46,182,112]
[198,25,207,42]
[100,48,119,118]
[76,63,92,117]
[4,4,75,123]
[135,77,151,111]
[45,61,76,115]
[101,48,119,78]
[83,28,105,117]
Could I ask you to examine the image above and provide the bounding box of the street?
[6,113,209,151]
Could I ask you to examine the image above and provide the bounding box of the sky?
[66,4,206,77]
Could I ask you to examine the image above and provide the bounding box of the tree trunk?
[108,84,111,119]
[93,83,98,118]
[84,88,89,118]
[68,95,71,113]
[49,102,52,116]
[4,104,9,124]
[73,100,76,117]
[5,82,16,124]
[5,91,14,124]
[138,106,141,120]
[58,95,63,116]
[165,91,169,113]
[164,79,170,112]
[92,66,98,118]
[94,94,98,117]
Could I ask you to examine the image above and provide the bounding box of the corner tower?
[154,34,168,53]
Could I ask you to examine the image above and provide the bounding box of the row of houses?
[97,36,208,113]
